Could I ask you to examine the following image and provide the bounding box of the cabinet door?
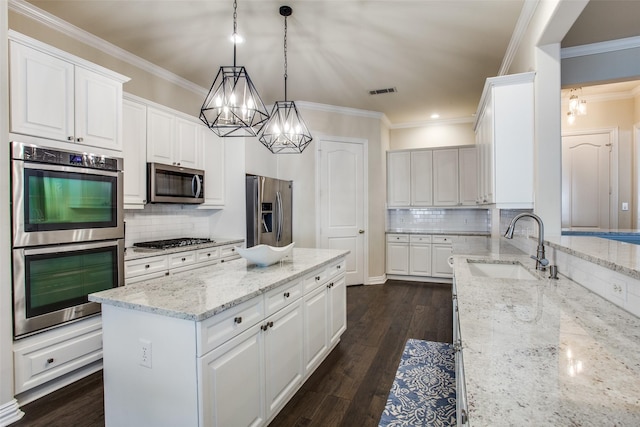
[9,41,74,142]
[433,149,459,206]
[199,324,266,427]
[459,147,478,206]
[328,276,347,346]
[175,117,202,169]
[303,285,328,373]
[147,107,175,164]
[387,151,411,206]
[74,66,122,151]
[122,99,147,208]
[432,244,453,278]
[386,242,409,275]
[409,244,432,276]
[264,300,304,419]
[410,150,433,206]
[200,127,225,207]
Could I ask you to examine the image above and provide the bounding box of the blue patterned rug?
[379,339,456,427]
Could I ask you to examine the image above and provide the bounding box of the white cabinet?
[387,151,411,206]
[123,98,148,208]
[433,149,459,206]
[9,33,128,152]
[328,276,347,346]
[410,150,433,206]
[303,285,328,372]
[432,235,454,278]
[409,235,432,276]
[147,107,202,169]
[386,234,410,275]
[475,72,535,208]
[199,127,226,207]
[458,147,478,206]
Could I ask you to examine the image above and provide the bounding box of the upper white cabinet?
[387,147,476,207]
[475,72,535,208]
[199,127,226,208]
[9,32,129,152]
[433,149,459,206]
[122,98,148,209]
[147,107,202,169]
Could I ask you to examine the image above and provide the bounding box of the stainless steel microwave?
[147,163,205,204]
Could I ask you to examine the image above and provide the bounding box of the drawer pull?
[284,292,290,298]
[234,317,242,324]
[145,264,150,269]
[231,248,235,252]
[164,271,170,276]
[181,257,186,262]
[327,282,334,288]
[337,265,341,269]
[268,321,274,328]
[315,276,321,281]
[221,259,225,263]
[47,358,54,364]
[207,253,211,257]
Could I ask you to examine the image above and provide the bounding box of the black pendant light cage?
[200,0,269,137]
[259,5,313,153]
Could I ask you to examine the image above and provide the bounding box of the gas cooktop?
[133,237,214,250]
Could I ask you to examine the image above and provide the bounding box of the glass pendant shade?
[200,66,269,137]
[260,101,312,153]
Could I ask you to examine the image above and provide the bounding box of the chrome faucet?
[504,213,549,271]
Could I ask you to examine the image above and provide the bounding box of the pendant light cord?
[283,14,288,102]
[232,0,238,66]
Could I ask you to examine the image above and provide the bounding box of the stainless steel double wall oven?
[11,141,125,338]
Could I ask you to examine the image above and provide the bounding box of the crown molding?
[498,0,539,76]
[8,0,207,96]
[561,35,640,59]
[390,116,475,130]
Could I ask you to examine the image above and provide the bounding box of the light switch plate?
[622,202,629,211]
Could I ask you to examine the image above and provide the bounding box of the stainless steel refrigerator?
[246,175,293,248]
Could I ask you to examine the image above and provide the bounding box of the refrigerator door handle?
[276,191,283,242]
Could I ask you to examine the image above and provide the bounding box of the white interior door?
[562,132,612,229]
[318,139,365,285]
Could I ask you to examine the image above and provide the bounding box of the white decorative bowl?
[235,242,295,267]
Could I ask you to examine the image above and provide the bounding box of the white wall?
[389,121,475,150]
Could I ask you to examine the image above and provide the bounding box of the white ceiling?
[20,0,640,125]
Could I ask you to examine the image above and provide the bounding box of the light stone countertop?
[452,238,640,425]
[124,237,244,261]
[91,248,348,321]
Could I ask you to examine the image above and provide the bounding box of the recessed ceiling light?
[430,113,440,119]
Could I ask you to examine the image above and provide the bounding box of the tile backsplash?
[124,205,215,247]
[387,208,491,232]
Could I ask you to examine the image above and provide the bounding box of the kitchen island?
[90,248,349,427]
[452,237,640,425]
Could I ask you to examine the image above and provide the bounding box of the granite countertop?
[386,229,490,236]
[91,248,348,322]
[452,242,640,425]
[124,237,244,261]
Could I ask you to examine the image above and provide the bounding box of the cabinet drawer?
[125,255,168,279]
[327,259,346,279]
[265,279,303,317]
[197,296,264,357]
[14,318,103,393]
[196,247,221,264]
[168,251,197,269]
[219,245,239,261]
[387,234,409,243]
[303,267,329,293]
[409,234,432,244]
[432,235,454,244]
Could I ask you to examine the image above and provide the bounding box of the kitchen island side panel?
[101,304,198,427]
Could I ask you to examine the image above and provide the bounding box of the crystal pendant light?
[258,5,312,154]
[200,0,269,137]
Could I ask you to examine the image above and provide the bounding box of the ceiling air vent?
[368,87,397,95]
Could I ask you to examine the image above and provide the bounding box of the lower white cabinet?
[303,284,329,372]
[386,234,453,279]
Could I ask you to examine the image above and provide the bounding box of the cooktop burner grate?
[133,237,214,250]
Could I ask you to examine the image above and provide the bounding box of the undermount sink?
[466,260,539,280]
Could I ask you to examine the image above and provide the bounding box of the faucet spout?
[503,213,548,271]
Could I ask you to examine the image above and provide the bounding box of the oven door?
[12,160,124,247]
[13,239,125,338]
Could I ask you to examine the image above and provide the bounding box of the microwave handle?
[192,175,202,198]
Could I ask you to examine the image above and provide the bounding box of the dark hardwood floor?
[13,280,452,427]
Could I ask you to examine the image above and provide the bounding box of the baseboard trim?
[0,399,24,427]
[368,275,387,285]
[387,275,453,284]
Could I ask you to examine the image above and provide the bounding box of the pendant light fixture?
[258,5,312,153]
[200,0,269,137]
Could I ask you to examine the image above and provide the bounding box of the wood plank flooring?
[12,280,452,427]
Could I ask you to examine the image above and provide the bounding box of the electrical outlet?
[622,202,629,211]
[139,339,152,368]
